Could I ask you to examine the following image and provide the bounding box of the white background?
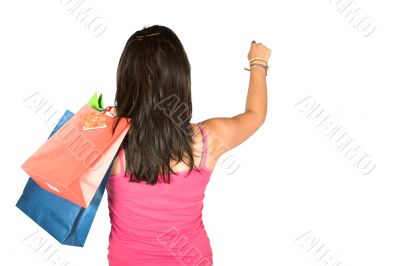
[1,0,399,265]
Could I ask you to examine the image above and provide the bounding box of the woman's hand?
[247,40,271,65]
[109,106,117,116]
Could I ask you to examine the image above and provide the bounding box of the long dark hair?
[112,25,201,185]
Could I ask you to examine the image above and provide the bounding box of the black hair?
[112,25,201,185]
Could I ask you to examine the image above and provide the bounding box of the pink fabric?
[106,123,213,266]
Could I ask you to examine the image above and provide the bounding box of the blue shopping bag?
[16,110,118,247]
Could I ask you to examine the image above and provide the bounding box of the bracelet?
[244,63,269,76]
[249,57,268,64]
[251,63,267,70]
[251,63,268,76]
[244,57,269,76]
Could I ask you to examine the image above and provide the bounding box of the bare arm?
[201,41,271,160]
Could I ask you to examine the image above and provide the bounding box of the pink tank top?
[106,123,213,266]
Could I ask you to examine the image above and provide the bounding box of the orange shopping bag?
[21,104,130,208]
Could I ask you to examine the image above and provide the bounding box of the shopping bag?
[16,109,118,247]
[21,103,129,207]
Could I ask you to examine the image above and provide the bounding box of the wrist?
[249,59,268,66]
[244,58,270,76]
[250,64,268,75]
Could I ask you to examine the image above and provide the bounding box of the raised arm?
[200,40,271,163]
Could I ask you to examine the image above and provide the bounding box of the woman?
[106,25,271,266]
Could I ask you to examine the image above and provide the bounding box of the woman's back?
[107,123,213,266]
[107,24,270,265]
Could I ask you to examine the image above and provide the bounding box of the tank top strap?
[117,147,125,176]
[197,123,208,168]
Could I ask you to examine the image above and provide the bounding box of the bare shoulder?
[196,119,228,170]
[199,114,265,159]
[108,115,264,176]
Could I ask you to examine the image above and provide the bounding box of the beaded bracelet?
[244,57,269,76]
[244,63,269,76]
[251,63,268,70]
[249,57,268,64]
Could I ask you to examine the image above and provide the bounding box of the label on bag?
[80,111,107,130]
